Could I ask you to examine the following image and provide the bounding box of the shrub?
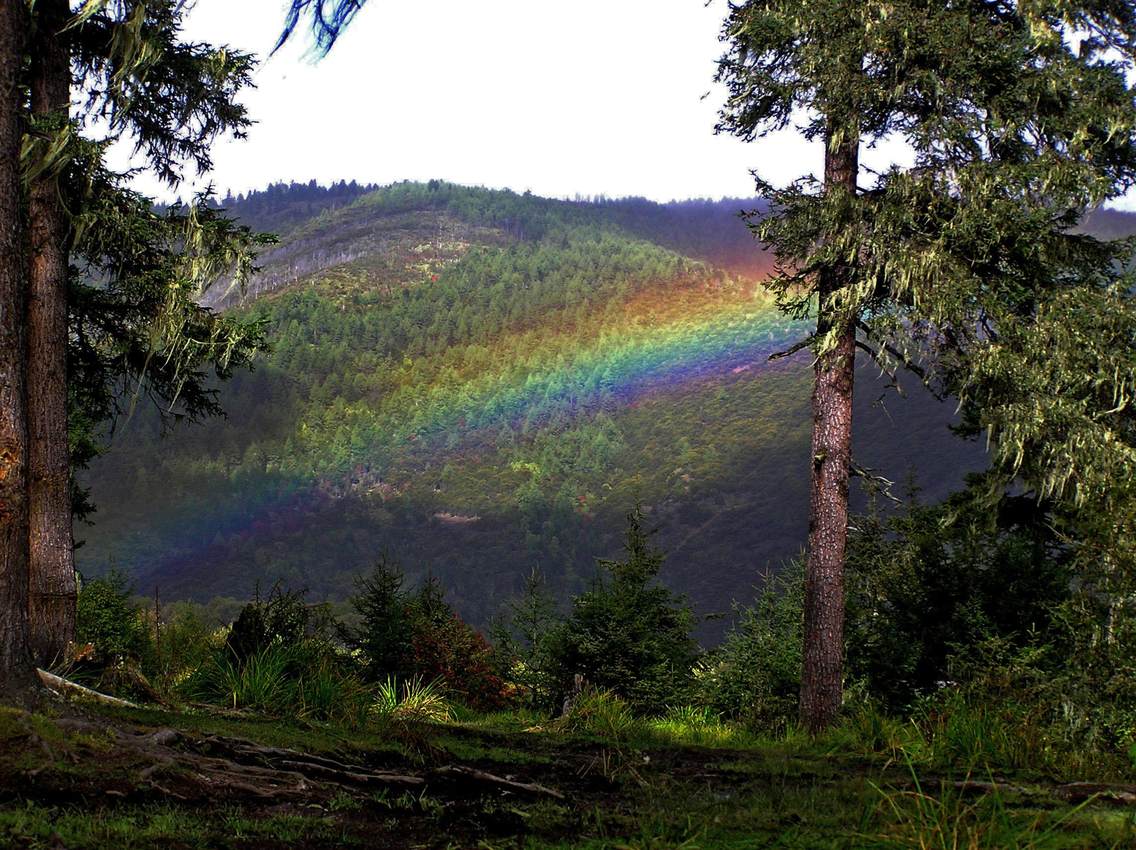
[404,577,505,710]
[75,571,151,666]
[551,506,698,714]
[489,568,562,711]
[189,644,297,713]
[295,656,372,726]
[1035,595,1136,762]
[225,584,311,662]
[346,561,505,710]
[187,640,370,725]
[843,486,1071,711]
[145,602,223,693]
[919,625,1136,775]
[839,700,922,758]
[694,563,802,732]
[181,584,367,724]
[839,481,1135,770]
[917,689,1038,770]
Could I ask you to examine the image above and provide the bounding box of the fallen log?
[36,669,139,709]
[1055,782,1136,806]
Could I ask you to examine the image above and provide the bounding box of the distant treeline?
[211,179,773,276]
[212,178,1135,275]
[215,179,381,237]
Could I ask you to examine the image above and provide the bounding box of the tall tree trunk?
[27,0,74,667]
[799,127,858,733]
[0,0,31,687]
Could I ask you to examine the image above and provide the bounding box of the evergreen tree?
[958,280,1136,643]
[554,506,698,713]
[345,557,413,682]
[0,0,30,689]
[716,1,1136,730]
[276,0,368,56]
[490,569,561,709]
[26,0,73,668]
[18,0,260,666]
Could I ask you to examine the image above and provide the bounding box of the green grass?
[0,802,355,849]
[860,773,1136,850]
[372,675,453,724]
[2,700,1133,849]
[92,702,406,758]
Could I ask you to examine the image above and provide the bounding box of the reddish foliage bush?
[410,611,506,711]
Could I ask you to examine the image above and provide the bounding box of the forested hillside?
[80,182,994,628]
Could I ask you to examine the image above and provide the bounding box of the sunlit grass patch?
[371,675,452,724]
[642,705,760,749]
[450,704,547,733]
[553,688,637,741]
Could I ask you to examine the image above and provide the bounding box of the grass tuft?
[372,676,452,724]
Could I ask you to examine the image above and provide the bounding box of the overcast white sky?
[111,0,1133,209]
[112,0,841,203]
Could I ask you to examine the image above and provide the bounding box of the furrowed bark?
[799,126,858,734]
[0,0,31,688]
[27,0,75,667]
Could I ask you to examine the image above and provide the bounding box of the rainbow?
[292,278,810,472]
[83,273,813,585]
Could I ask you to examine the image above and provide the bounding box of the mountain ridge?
[80,181,1128,634]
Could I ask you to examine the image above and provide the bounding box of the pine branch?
[768,335,815,362]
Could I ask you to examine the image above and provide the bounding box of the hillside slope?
[80,182,986,630]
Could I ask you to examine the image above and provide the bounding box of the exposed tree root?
[431,765,566,800]
[15,713,564,807]
[908,777,1136,807]
[1053,782,1136,806]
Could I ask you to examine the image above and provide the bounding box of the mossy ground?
[0,702,1133,849]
